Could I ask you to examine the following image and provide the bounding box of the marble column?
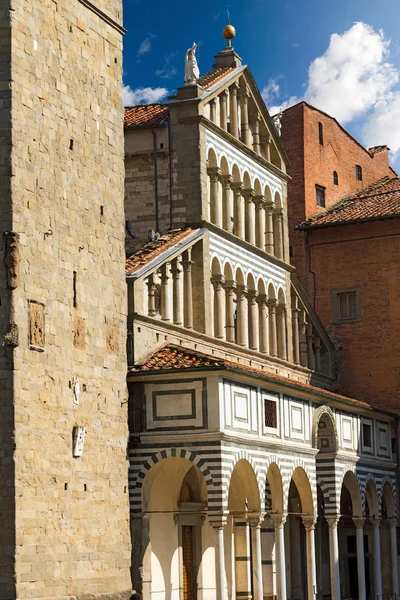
[210,98,217,123]
[234,518,252,600]
[229,82,239,139]
[268,299,278,357]
[257,294,269,354]
[326,517,341,600]
[208,167,222,227]
[171,258,183,325]
[239,88,251,146]
[236,284,248,347]
[212,275,225,339]
[389,518,399,597]
[160,262,171,322]
[274,210,284,259]
[219,90,228,131]
[371,518,383,598]
[146,274,157,317]
[307,323,315,370]
[232,183,245,240]
[182,249,193,330]
[353,518,366,600]
[221,174,233,233]
[271,515,287,600]
[244,189,256,245]
[264,202,274,254]
[249,516,264,600]
[251,114,261,154]
[254,195,265,250]
[291,299,300,365]
[277,304,288,361]
[303,517,318,600]
[209,517,228,600]
[224,280,236,343]
[314,335,321,372]
[248,289,259,351]
[299,310,308,367]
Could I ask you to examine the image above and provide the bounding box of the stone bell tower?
[0,0,131,598]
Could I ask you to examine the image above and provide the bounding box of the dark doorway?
[348,556,358,598]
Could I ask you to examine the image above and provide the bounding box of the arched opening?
[264,185,274,254]
[286,468,315,600]
[267,282,278,357]
[314,409,337,454]
[227,460,261,599]
[137,457,210,600]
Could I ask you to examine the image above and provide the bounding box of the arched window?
[318,122,324,145]
[333,171,338,185]
[356,164,363,181]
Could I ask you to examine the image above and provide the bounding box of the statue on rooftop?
[184,43,200,86]
[272,111,283,136]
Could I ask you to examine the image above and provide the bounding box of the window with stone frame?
[316,185,326,207]
[331,287,361,324]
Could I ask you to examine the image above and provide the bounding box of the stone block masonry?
[0,0,132,597]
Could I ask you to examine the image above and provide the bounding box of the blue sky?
[122,0,400,171]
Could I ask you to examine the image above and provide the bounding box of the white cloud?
[137,37,151,57]
[122,85,169,106]
[269,96,300,117]
[364,91,400,158]
[261,78,281,106]
[303,22,399,124]
[155,67,177,79]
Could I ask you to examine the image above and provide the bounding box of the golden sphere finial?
[223,24,236,46]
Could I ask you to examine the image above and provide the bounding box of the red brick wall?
[281,102,394,286]
[304,219,400,410]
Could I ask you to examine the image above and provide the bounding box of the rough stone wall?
[305,219,400,410]
[4,0,132,597]
[124,151,171,254]
[281,103,394,287]
[0,2,16,595]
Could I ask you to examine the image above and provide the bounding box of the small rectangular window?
[338,292,357,320]
[316,185,325,207]
[318,122,324,145]
[356,165,363,181]
[264,399,277,429]
[363,423,372,448]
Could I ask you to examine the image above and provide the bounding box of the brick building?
[280,102,396,285]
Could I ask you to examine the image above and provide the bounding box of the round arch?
[266,462,284,514]
[365,477,380,519]
[341,470,363,517]
[228,458,262,513]
[288,466,315,516]
[382,480,396,518]
[312,405,338,452]
[207,147,218,169]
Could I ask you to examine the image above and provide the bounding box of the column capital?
[211,274,225,289]
[239,86,250,99]
[248,514,265,529]
[326,516,340,529]
[264,200,274,212]
[270,513,287,528]
[254,194,265,206]
[388,516,398,528]
[231,181,244,193]
[353,517,365,529]
[220,173,233,186]
[208,515,228,529]
[267,298,279,310]
[313,335,321,348]
[160,262,170,281]
[219,88,229,101]
[223,279,236,292]
[146,273,156,289]
[170,257,182,277]
[302,516,318,531]
[209,97,217,106]
[276,303,287,315]
[229,81,239,94]
[371,517,381,529]
[207,166,221,180]
[250,112,262,126]
[257,293,268,306]
[242,187,255,201]
[237,283,248,297]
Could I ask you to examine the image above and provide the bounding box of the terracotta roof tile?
[368,145,388,156]
[197,67,236,90]
[124,104,169,128]
[298,177,400,229]
[129,344,382,412]
[126,228,195,275]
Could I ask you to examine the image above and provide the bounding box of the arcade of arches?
[134,442,398,600]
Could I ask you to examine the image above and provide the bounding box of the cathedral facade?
[125,32,399,600]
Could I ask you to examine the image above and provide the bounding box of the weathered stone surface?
[0,0,132,597]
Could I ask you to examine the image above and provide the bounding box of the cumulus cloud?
[364,91,400,158]
[303,22,399,124]
[137,37,152,57]
[261,78,281,106]
[122,85,169,106]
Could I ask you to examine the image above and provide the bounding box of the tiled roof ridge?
[128,343,388,413]
[125,228,197,276]
[124,104,170,128]
[298,176,400,229]
[196,66,237,90]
